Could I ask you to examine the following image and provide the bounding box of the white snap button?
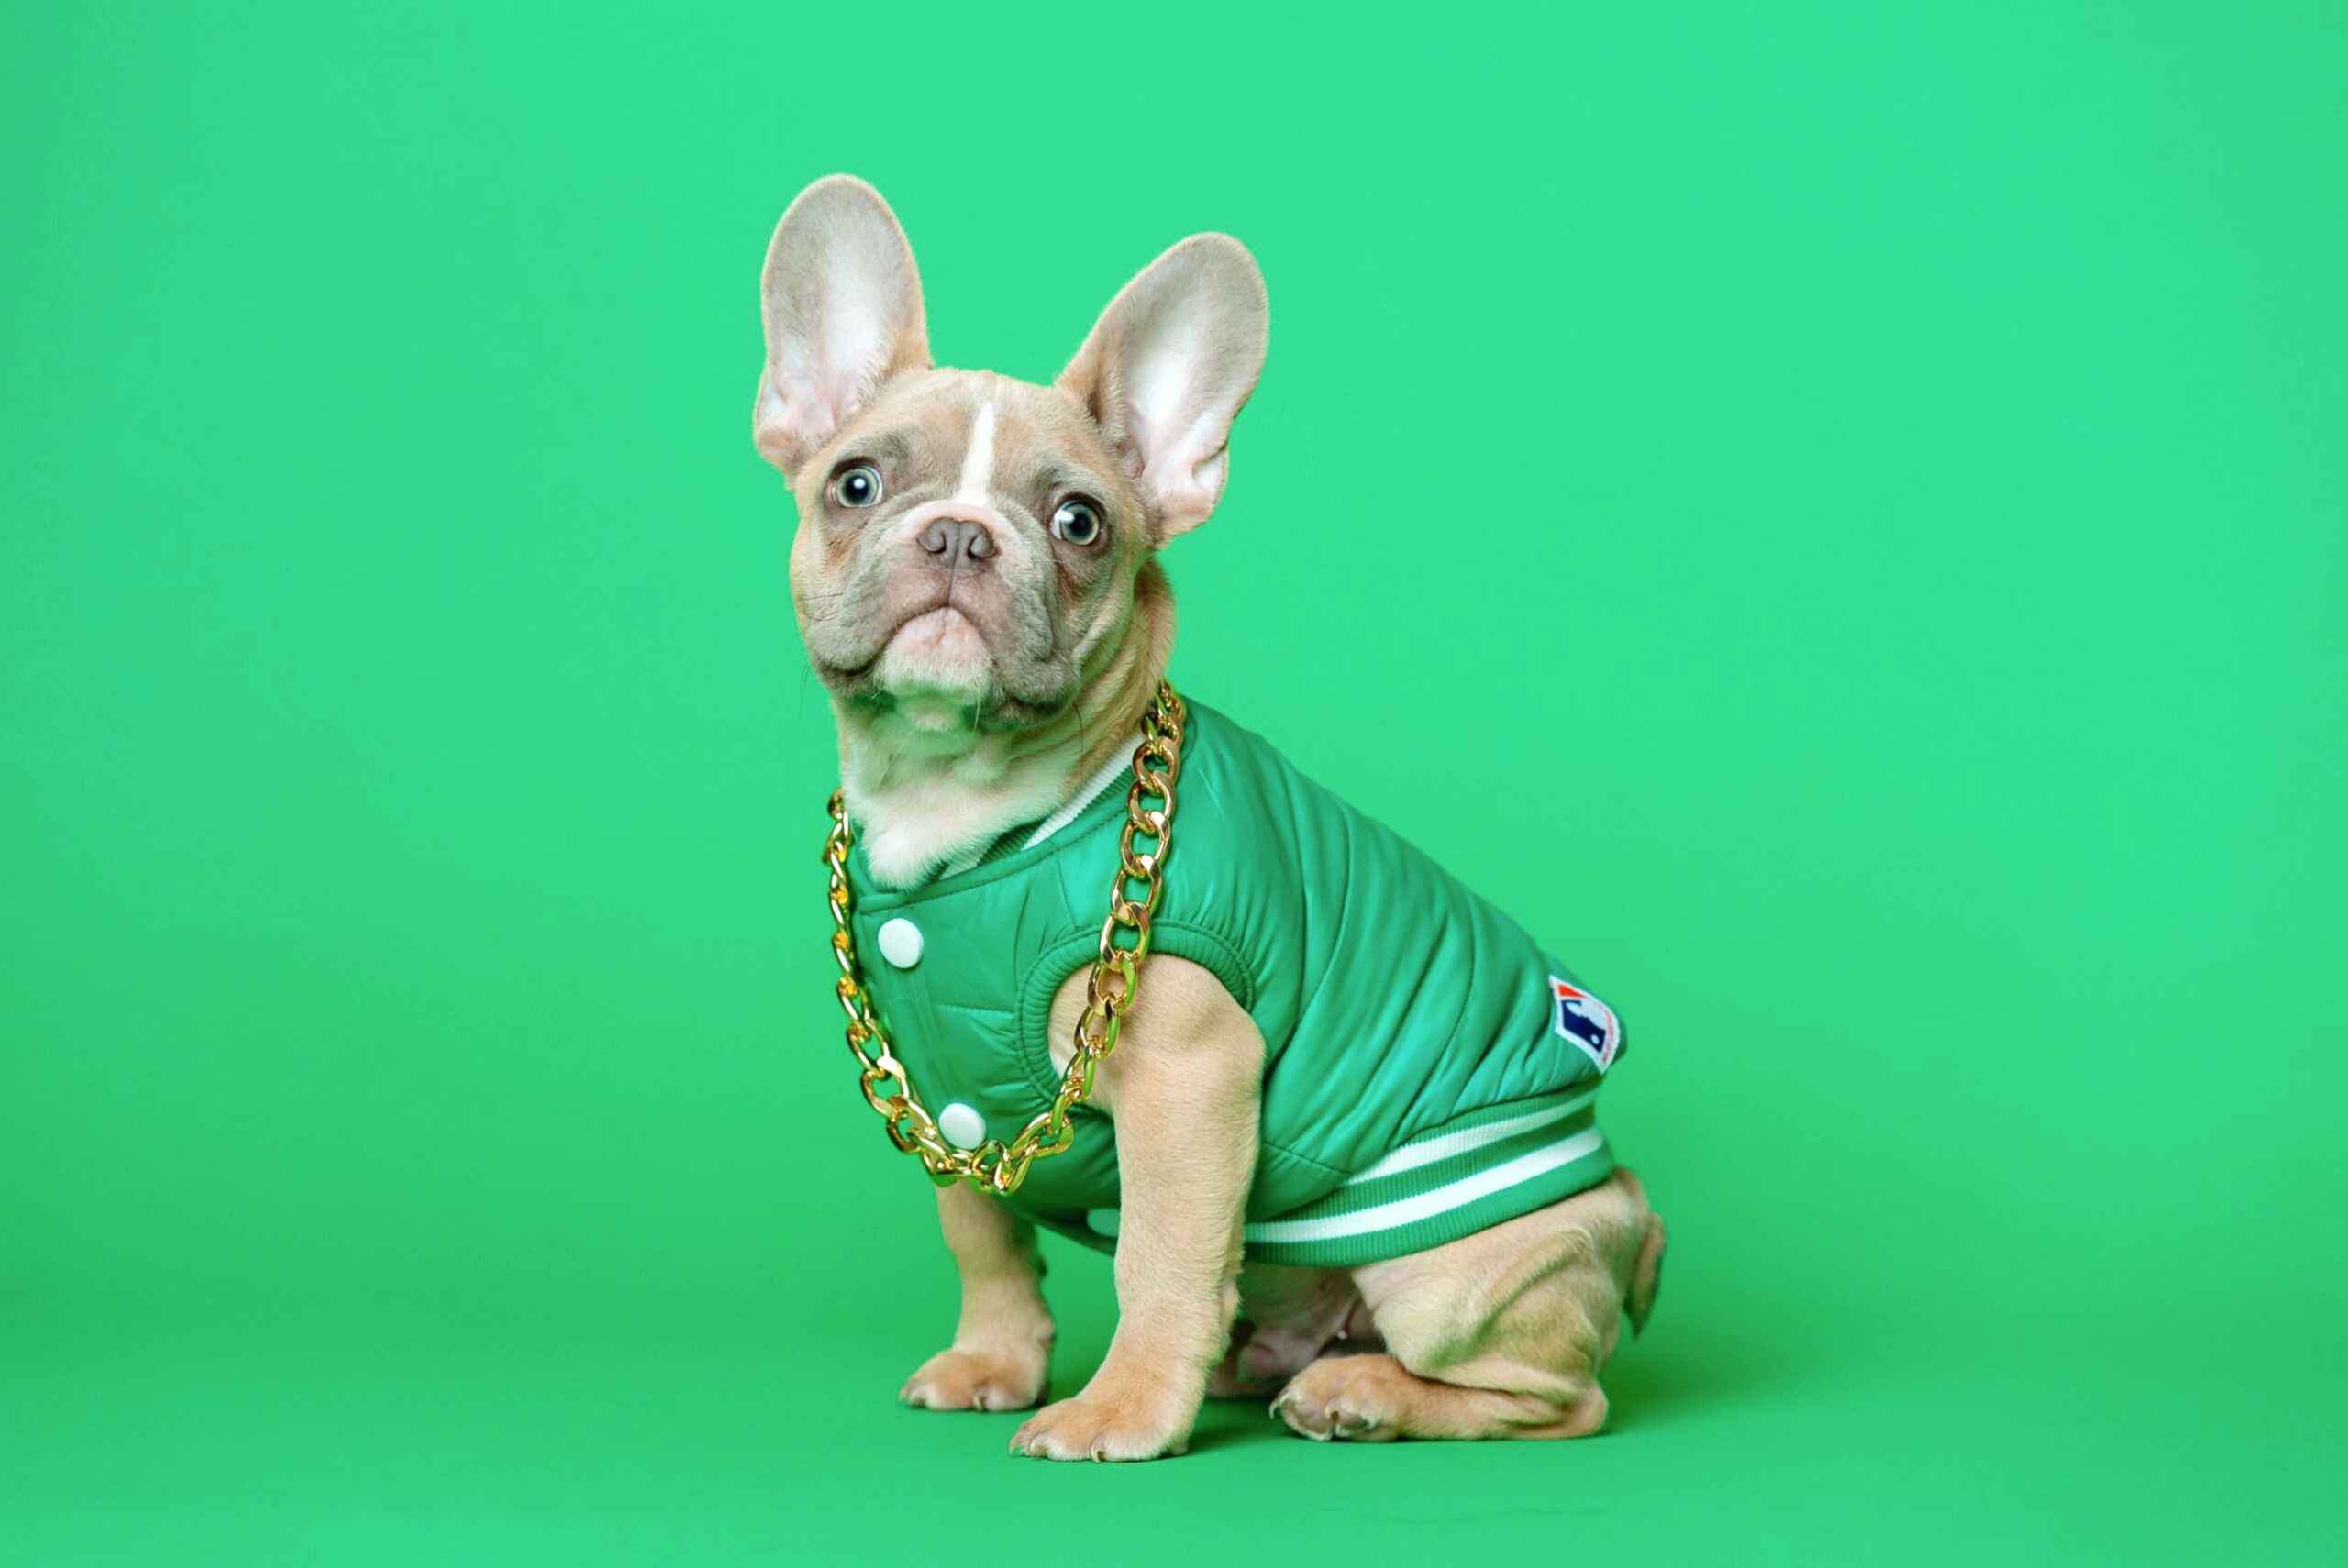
[876,917,924,969]
[938,1101,987,1149]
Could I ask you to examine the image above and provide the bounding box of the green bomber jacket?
[843,699,1628,1267]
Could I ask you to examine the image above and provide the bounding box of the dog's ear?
[1057,235,1268,540]
[754,176,932,476]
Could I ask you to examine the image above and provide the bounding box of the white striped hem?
[1080,1124,1610,1248]
[1340,1088,1600,1187]
[1242,1127,1609,1245]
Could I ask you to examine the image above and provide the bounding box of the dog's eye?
[1049,497,1105,547]
[834,464,884,508]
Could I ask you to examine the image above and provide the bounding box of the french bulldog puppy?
[759,176,1666,1462]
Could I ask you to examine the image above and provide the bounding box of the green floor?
[11,1226,2338,1564]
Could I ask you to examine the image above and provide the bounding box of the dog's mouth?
[821,602,1002,723]
[807,580,1075,727]
[884,603,990,661]
[812,591,987,680]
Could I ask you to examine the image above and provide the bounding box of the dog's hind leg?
[1271,1350,1609,1441]
[1269,1169,1661,1442]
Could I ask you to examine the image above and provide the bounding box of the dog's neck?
[837,566,1175,889]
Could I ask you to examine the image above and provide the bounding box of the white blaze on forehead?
[954,398,998,506]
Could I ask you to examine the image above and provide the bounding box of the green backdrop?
[6,3,2342,1562]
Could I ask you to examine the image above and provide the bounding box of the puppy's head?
[755,177,1268,735]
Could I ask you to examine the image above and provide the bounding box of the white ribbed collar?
[927,745,1133,881]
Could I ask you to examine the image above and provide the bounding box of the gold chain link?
[821,680,1186,1197]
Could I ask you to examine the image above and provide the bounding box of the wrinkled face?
[753,176,1268,737]
[788,370,1150,727]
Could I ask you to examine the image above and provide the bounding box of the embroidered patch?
[1550,977,1622,1073]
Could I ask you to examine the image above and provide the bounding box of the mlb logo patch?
[1550,977,1622,1073]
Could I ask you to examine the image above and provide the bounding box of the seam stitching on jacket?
[1255,1137,1347,1182]
[1286,795,1355,1042]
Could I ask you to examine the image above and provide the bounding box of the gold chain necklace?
[822,679,1186,1197]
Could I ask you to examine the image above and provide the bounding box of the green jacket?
[845,700,1625,1266]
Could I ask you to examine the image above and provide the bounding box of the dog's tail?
[1617,1168,1667,1338]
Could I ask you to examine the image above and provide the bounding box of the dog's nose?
[916,516,997,564]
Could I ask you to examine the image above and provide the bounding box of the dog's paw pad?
[1271,1391,1383,1441]
[898,1347,1046,1413]
[1271,1361,1399,1442]
[1009,1389,1189,1463]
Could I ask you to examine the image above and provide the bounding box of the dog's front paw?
[900,1345,1047,1413]
[1008,1379,1193,1462]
